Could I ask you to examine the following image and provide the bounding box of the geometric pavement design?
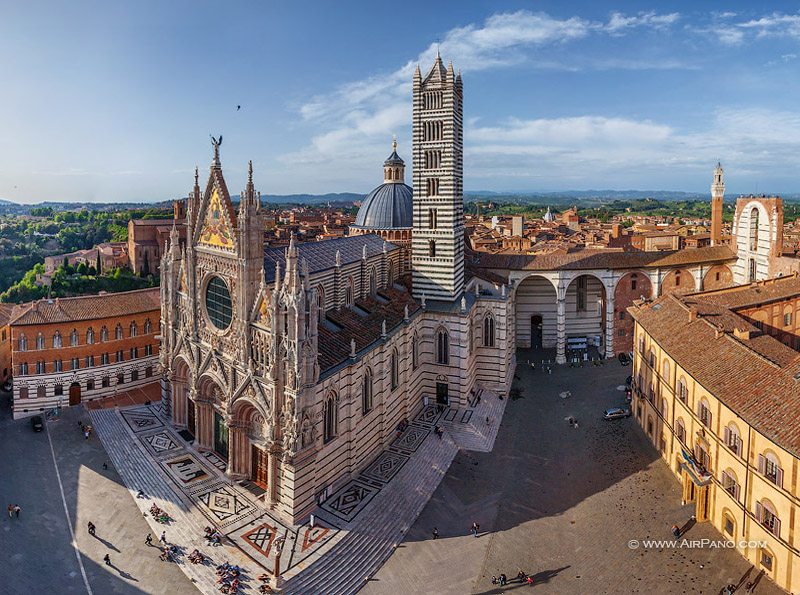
[120,409,164,433]
[143,431,179,454]
[163,454,211,486]
[202,451,228,471]
[196,484,253,523]
[319,481,378,523]
[301,526,330,552]
[391,424,430,452]
[241,522,278,557]
[415,405,441,426]
[361,450,409,484]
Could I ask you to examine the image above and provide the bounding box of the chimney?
[689,308,698,321]
[733,327,751,341]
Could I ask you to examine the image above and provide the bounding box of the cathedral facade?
[159,57,514,523]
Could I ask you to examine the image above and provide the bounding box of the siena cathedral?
[160,56,514,522]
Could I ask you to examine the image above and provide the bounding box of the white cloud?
[605,11,680,36]
[738,12,800,38]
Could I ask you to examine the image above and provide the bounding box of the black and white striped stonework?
[411,57,465,302]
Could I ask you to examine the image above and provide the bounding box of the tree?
[76,262,88,275]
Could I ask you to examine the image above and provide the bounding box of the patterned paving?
[361,450,409,484]
[120,409,164,433]
[142,430,180,455]
[415,405,441,426]
[162,453,213,487]
[391,424,429,452]
[319,480,379,523]
[196,484,255,524]
[202,451,228,471]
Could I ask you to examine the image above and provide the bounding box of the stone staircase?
[439,389,507,452]
[89,408,254,594]
[283,429,459,595]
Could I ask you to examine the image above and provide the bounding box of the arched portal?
[229,397,270,487]
[514,275,557,348]
[68,382,81,406]
[564,274,606,356]
[197,374,227,458]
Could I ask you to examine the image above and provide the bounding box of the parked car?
[603,407,631,420]
[30,415,43,432]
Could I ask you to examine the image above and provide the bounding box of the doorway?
[436,382,449,408]
[214,411,229,460]
[187,397,196,438]
[251,444,268,490]
[68,382,81,406]
[531,315,543,349]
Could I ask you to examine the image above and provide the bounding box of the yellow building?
[629,275,800,593]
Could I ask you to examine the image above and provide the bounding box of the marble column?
[195,402,214,450]
[556,291,566,365]
[225,421,249,479]
[267,446,281,508]
[604,286,616,359]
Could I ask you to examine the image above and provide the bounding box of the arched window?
[130,322,137,337]
[750,207,759,252]
[758,452,784,487]
[724,423,742,457]
[677,376,688,401]
[345,277,354,307]
[316,285,325,321]
[698,398,712,428]
[52,332,62,349]
[18,334,27,352]
[369,267,377,295]
[756,499,781,537]
[676,417,686,444]
[115,324,123,340]
[391,349,399,390]
[483,315,495,347]
[362,368,373,414]
[648,349,655,368]
[412,332,419,369]
[721,468,741,501]
[36,333,44,350]
[436,329,449,365]
[428,240,436,258]
[323,392,338,443]
[144,319,152,334]
[86,328,95,345]
[100,326,108,342]
[662,359,670,382]
[70,328,78,347]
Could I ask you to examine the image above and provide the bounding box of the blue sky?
[2,1,800,202]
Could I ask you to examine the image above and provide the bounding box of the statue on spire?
[210,135,223,165]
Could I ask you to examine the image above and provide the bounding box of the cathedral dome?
[353,182,413,229]
[352,139,413,230]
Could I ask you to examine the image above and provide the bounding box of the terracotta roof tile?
[10,288,160,326]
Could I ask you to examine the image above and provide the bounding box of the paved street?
[365,350,787,595]
[0,392,196,595]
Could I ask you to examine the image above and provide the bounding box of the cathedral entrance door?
[213,411,229,460]
[187,398,196,438]
[68,382,81,406]
[436,382,449,407]
[251,444,268,490]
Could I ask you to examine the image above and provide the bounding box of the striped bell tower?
[411,54,464,302]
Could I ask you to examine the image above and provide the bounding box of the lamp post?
[273,535,285,589]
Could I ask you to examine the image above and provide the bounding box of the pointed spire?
[392,135,397,152]
[274,261,281,290]
[211,135,222,168]
[194,166,200,195]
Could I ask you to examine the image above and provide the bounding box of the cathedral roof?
[263,234,398,284]
[352,183,413,230]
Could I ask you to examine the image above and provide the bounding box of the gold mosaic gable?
[179,266,188,293]
[199,188,235,249]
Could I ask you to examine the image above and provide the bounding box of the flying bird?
[237,105,241,111]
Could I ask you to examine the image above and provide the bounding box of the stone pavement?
[365,351,788,595]
[0,391,195,594]
[88,393,504,594]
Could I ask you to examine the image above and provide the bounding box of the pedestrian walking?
[88,522,96,536]
[102,462,108,470]
[7,504,13,518]
[159,531,167,545]
[432,527,439,540]
[13,505,20,518]
[103,554,111,566]
[470,522,479,537]
[671,524,681,538]
[145,533,153,546]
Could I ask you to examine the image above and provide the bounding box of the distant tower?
[411,55,464,302]
[711,162,725,246]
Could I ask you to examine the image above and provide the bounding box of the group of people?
[188,549,206,564]
[492,571,534,586]
[79,421,92,439]
[6,504,21,518]
[216,562,241,593]
[204,525,223,546]
[149,503,171,524]
[159,544,180,562]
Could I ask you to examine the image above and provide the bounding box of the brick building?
[10,288,161,418]
[127,200,186,276]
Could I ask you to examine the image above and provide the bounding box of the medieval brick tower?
[411,55,464,302]
[711,162,724,246]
